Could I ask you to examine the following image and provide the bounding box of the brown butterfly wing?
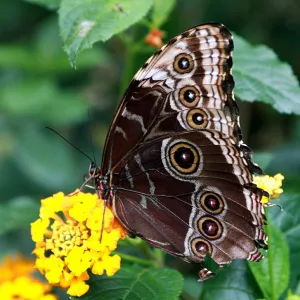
[103,24,242,171]
[113,131,266,270]
[100,23,267,279]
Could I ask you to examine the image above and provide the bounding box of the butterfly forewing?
[102,23,239,172]
[100,23,267,279]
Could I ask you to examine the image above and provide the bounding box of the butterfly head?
[88,161,99,177]
[88,162,111,198]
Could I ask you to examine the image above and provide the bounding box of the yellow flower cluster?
[31,191,126,297]
[253,173,284,203]
[0,255,56,300]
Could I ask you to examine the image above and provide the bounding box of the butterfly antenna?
[45,127,94,163]
[266,202,295,219]
[266,202,283,211]
[86,110,107,241]
[87,109,97,165]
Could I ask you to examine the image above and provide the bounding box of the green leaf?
[200,260,263,299]
[0,17,105,74]
[0,43,103,73]
[253,152,274,170]
[268,193,300,289]
[152,0,175,27]
[73,265,183,300]
[233,34,300,114]
[0,196,39,234]
[183,276,203,299]
[0,79,87,125]
[249,224,289,300]
[264,142,300,194]
[59,0,153,67]
[12,126,85,191]
[24,0,61,10]
[32,17,107,73]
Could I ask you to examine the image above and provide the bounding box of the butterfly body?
[92,23,268,280]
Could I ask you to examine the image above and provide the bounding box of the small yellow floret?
[253,173,284,203]
[67,278,89,297]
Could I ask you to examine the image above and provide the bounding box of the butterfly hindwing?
[112,131,266,268]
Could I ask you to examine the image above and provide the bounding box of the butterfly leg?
[198,267,216,281]
[79,175,95,191]
[83,184,95,190]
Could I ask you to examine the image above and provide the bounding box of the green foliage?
[73,265,184,300]
[59,0,153,67]
[1,78,87,124]
[2,0,300,299]
[14,128,83,191]
[234,34,300,114]
[152,0,176,27]
[249,225,290,300]
[269,194,300,290]
[24,0,61,10]
[253,152,274,170]
[199,260,262,299]
[0,197,39,234]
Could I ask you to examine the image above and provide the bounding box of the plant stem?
[114,252,156,267]
[117,31,153,103]
[139,241,157,260]
[153,248,165,267]
[265,209,276,300]
[138,18,153,29]
[117,33,136,102]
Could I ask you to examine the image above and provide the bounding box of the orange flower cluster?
[0,255,56,300]
[145,28,164,48]
[31,191,126,296]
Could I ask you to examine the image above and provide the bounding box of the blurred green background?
[0,0,300,299]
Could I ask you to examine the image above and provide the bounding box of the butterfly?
[90,23,268,280]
